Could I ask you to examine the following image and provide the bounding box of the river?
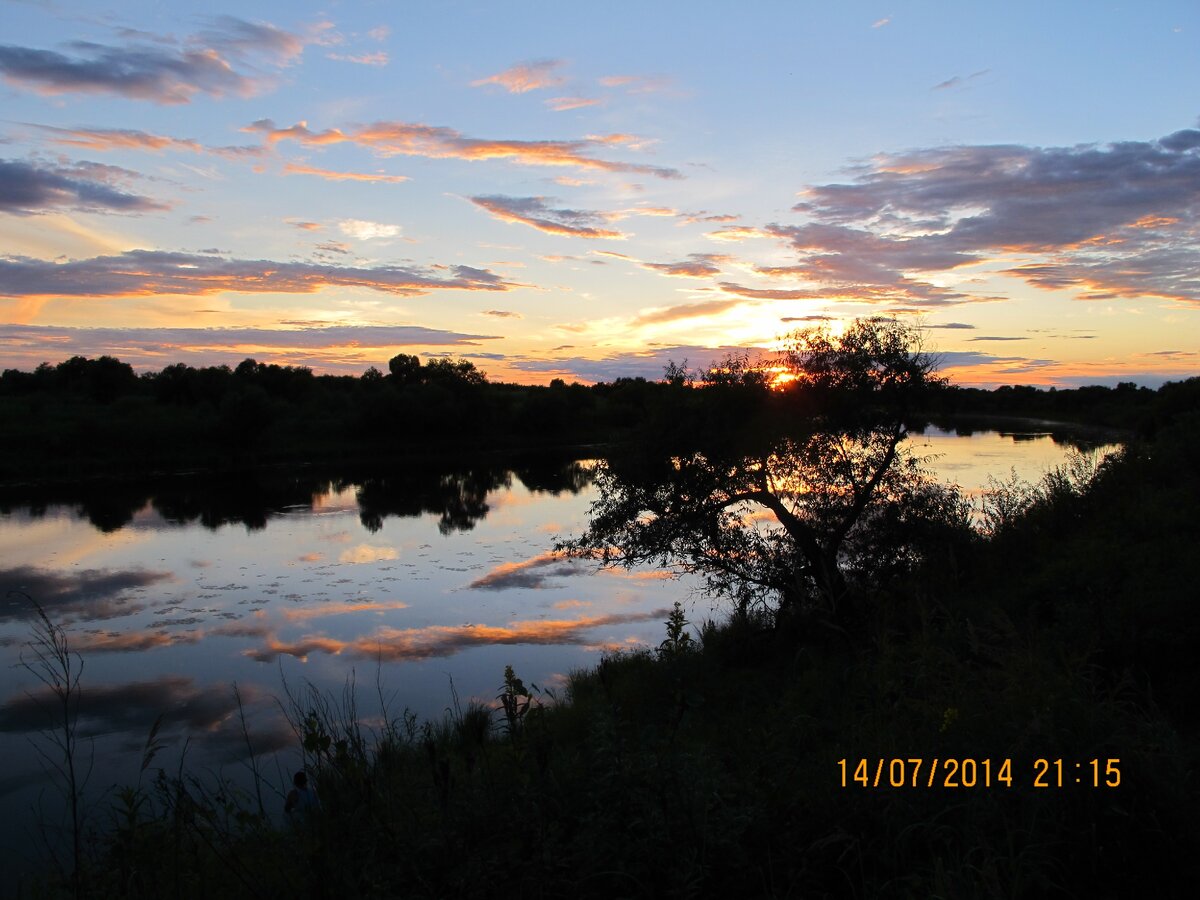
[0,423,1119,877]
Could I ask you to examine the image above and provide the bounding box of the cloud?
[0,674,290,759]
[468,550,590,590]
[598,74,671,94]
[327,51,388,66]
[278,601,409,623]
[790,127,1200,305]
[631,299,745,326]
[0,17,303,104]
[73,629,202,653]
[612,206,678,220]
[546,96,602,112]
[873,18,891,28]
[705,226,771,242]
[681,211,740,224]
[1003,247,1200,303]
[0,157,168,215]
[244,118,683,179]
[337,218,402,239]
[0,675,229,734]
[0,323,501,372]
[482,309,521,318]
[929,322,977,329]
[243,609,669,663]
[314,240,350,256]
[967,335,1028,341]
[197,15,305,65]
[641,253,730,278]
[338,544,399,564]
[716,282,826,302]
[756,223,976,305]
[30,124,262,159]
[470,195,626,239]
[0,249,513,299]
[472,59,566,93]
[932,69,990,91]
[0,566,173,624]
[284,163,407,183]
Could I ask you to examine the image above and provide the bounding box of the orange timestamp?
[837,758,1122,789]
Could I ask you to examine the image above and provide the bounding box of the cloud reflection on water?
[242,609,669,663]
[0,565,173,623]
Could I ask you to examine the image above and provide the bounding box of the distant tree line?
[2,340,1196,478]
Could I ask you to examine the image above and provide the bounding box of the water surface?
[0,425,1118,870]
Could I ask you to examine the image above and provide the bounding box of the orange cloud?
[552,599,592,609]
[75,630,201,653]
[546,96,602,112]
[470,196,626,239]
[246,635,348,662]
[472,59,566,93]
[598,74,671,94]
[632,299,745,326]
[32,124,262,158]
[244,118,682,179]
[282,162,408,182]
[280,601,409,623]
[706,226,771,242]
[244,610,669,663]
[641,253,731,278]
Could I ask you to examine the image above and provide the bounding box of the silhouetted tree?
[422,357,486,386]
[564,318,958,630]
[388,353,422,385]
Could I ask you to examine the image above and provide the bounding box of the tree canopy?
[563,318,965,630]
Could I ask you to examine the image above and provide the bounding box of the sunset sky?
[2,1,1198,387]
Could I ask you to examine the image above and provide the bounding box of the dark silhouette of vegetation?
[1,334,1188,481]
[0,454,592,537]
[562,319,965,636]
[16,596,91,899]
[11,369,1200,898]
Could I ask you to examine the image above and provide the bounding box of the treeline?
[925,378,1200,434]
[2,352,1197,478]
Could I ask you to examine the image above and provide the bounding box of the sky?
[1,0,1198,388]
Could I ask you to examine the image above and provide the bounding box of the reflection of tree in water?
[571,428,967,622]
[152,474,337,531]
[356,467,512,535]
[511,459,593,495]
[0,455,610,536]
[918,418,1122,454]
[0,482,153,533]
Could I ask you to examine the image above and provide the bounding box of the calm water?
[0,425,1118,869]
